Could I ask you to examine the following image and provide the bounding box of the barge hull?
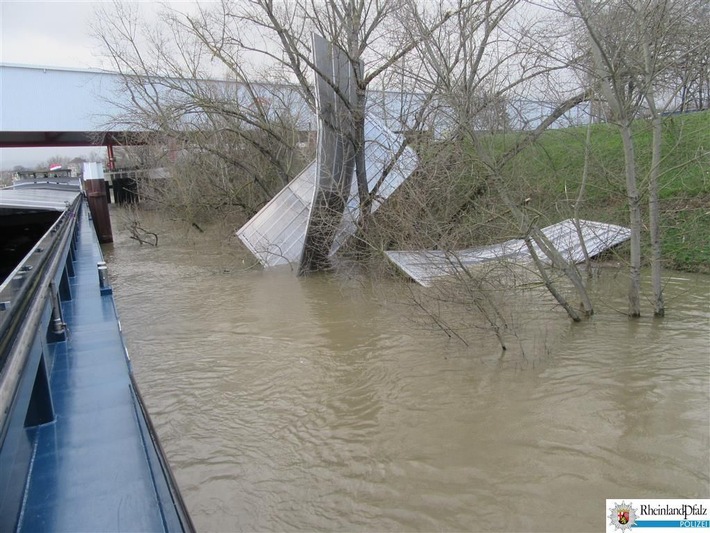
[0,194,192,532]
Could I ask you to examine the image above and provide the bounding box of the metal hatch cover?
[236,35,417,269]
[236,117,417,268]
[385,219,632,287]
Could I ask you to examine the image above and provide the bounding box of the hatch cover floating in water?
[385,219,631,287]
[237,34,417,269]
[236,117,417,268]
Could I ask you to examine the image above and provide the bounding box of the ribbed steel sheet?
[0,187,81,212]
[237,117,417,267]
[385,219,632,286]
[299,34,359,272]
[330,118,418,254]
[236,162,316,266]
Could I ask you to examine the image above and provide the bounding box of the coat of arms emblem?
[608,501,637,531]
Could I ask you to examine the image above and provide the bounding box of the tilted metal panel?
[385,219,631,286]
[299,34,359,272]
[310,34,357,194]
[236,162,316,266]
[237,116,417,267]
[329,117,418,254]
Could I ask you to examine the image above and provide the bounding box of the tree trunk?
[525,237,582,322]
[490,172,593,320]
[640,6,665,318]
[529,228,594,316]
[620,122,642,317]
[648,110,665,316]
[353,87,370,238]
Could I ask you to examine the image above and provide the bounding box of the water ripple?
[106,221,710,532]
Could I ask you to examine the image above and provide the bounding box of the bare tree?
[93,1,311,220]
[570,0,645,316]
[236,0,459,251]
[399,0,595,321]
[568,0,707,316]
[636,0,710,317]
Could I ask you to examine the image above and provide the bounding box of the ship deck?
[17,203,185,531]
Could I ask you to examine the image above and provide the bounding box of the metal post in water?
[82,162,113,243]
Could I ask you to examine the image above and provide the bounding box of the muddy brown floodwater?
[104,209,709,532]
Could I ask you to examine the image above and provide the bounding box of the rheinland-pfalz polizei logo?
[609,501,638,531]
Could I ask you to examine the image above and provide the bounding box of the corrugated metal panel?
[0,187,81,212]
[385,219,631,286]
[237,116,418,267]
[299,35,359,272]
[236,162,316,266]
[330,118,418,253]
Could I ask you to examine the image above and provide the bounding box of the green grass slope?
[505,110,709,273]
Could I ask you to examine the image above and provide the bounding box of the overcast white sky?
[0,1,212,169]
[2,2,104,69]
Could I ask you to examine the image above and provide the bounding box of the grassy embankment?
[501,110,709,273]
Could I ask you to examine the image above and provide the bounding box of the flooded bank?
[104,209,710,532]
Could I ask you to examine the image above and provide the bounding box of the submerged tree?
[239,0,461,269]
[568,0,707,316]
[397,0,596,322]
[96,0,464,265]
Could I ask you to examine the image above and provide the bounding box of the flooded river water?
[104,210,709,532]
